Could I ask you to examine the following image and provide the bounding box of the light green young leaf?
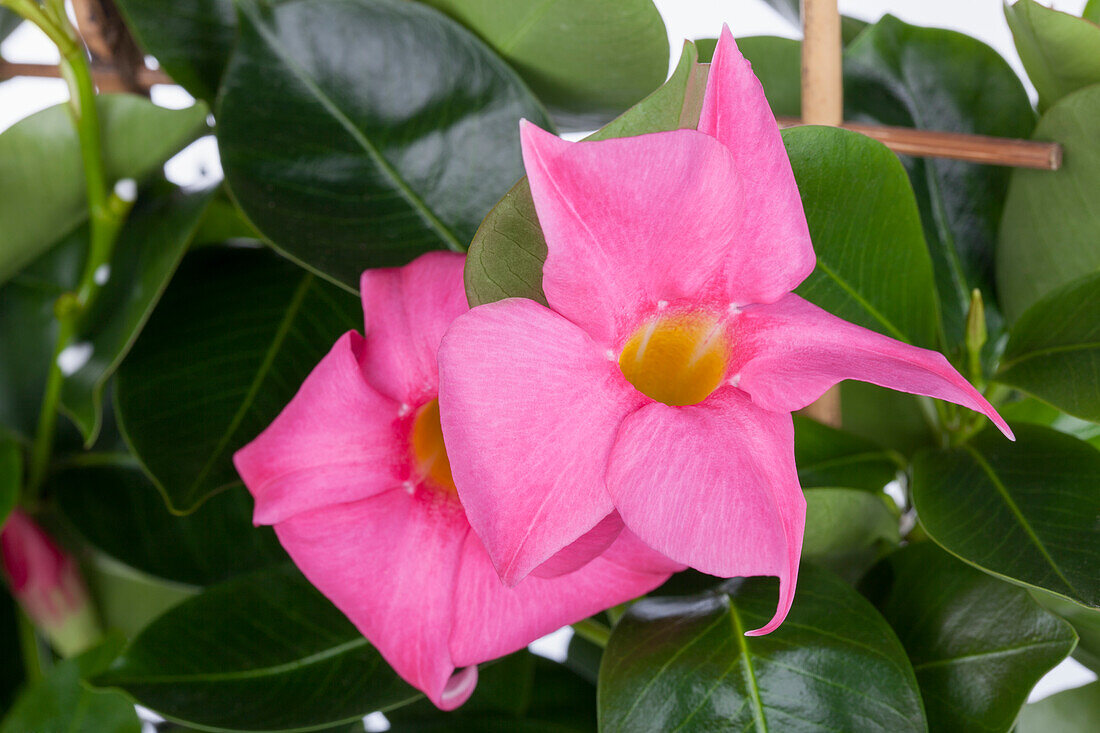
[1005,0,1100,111]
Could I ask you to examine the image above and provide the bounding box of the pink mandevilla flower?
[436,28,1013,635]
[233,252,680,710]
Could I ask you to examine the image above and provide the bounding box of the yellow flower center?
[410,398,457,496]
[618,313,730,407]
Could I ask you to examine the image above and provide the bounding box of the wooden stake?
[800,0,843,126]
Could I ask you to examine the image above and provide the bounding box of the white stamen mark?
[403,481,416,494]
[113,178,138,203]
[398,403,411,417]
[604,348,616,361]
[633,318,659,365]
[729,373,742,388]
[94,264,110,285]
[656,300,669,310]
[727,303,742,316]
[58,342,93,376]
[687,319,726,367]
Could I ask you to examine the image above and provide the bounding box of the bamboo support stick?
[0,59,171,91]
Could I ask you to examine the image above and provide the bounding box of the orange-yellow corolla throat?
[410,399,458,496]
[619,314,730,407]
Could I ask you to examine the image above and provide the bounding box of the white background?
[1,0,1094,714]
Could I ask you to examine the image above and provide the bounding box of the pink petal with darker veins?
[521,122,742,345]
[359,251,468,405]
[733,294,1013,439]
[437,297,645,585]
[450,525,676,666]
[605,388,804,635]
[235,332,405,525]
[698,26,816,302]
[274,488,475,710]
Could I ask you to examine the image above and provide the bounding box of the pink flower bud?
[1,509,100,656]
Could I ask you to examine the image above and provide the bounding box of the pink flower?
[233,252,678,710]
[1,509,100,656]
[436,28,1013,635]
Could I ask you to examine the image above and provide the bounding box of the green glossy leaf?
[843,15,1035,350]
[803,488,899,582]
[997,272,1100,421]
[85,555,196,639]
[63,185,214,444]
[0,439,18,526]
[92,564,418,731]
[1006,0,1100,112]
[998,85,1100,322]
[115,246,361,513]
[114,0,235,103]
[839,381,937,456]
[564,633,602,686]
[217,0,550,291]
[1030,588,1100,673]
[388,653,596,731]
[697,35,801,116]
[862,543,1076,732]
[998,396,1100,450]
[0,590,23,712]
[598,565,926,732]
[53,457,285,586]
[793,415,900,490]
[787,125,939,347]
[1,635,140,733]
[1087,0,1100,22]
[464,40,702,307]
[0,185,210,444]
[0,95,208,286]
[1017,682,1100,732]
[912,423,1100,608]
[421,0,667,130]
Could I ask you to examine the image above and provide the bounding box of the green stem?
[27,316,74,494]
[572,618,611,648]
[17,610,46,684]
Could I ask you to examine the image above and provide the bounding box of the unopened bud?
[965,289,987,354]
[1,510,101,657]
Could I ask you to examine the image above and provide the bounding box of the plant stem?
[571,618,612,648]
[11,0,133,497]
[17,610,46,684]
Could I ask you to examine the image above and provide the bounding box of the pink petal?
[274,488,476,710]
[521,122,742,345]
[531,511,624,579]
[234,332,406,525]
[359,251,468,405]
[437,298,644,585]
[605,388,804,635]
[697,27,816,301]
[450,527,676,666]
[733,294,1014,439]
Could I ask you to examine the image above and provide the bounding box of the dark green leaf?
[464,40,703,307]
[0,439,18,526]
[84,555,196,639]
[53,456,285,586]
[1016,681,1100,732]
[63,185,214,444]
[115,246,361,513]
[839,381,938,456]
[421,0,667,130]
[114,0,236,103]
[997,396,1100,450]
[1030,588,1100,672]
[0,7,21,42]
[997,272,1100,421]
[912,423,1100,608]
[564,633,602,686]
[863,543,1076,732]
[843,15,1035,350]
[997,84,1100,322]
[1,635,140,733]
[0,590,23,712]
[803,488,899,582]
[793,415,900,490]
[598,565,926,732]
[787,125,939,347]
[1005,0,1100,112]
[0,95,208,286]
[92,564,417,731]
[217,0,550,291]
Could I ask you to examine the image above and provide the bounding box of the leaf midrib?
[240,1,464,252]
[998,340,1100,374]
[813,259,909,342]
[729,605,768,733]
[912,639,1070,671]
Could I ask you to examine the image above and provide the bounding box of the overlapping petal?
[733,294,1014,438]
[521,122,742,345]
[531,511,624,579]
[450,528,674,666]
[234,332,405,525]
[359,251,468,405]
[605,388,804,635]
[274,489,475,710]
[438,297,645,584]
[698,27,816,302]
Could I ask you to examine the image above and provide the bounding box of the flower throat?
[410,399,458,495]
[618,314,729,407]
